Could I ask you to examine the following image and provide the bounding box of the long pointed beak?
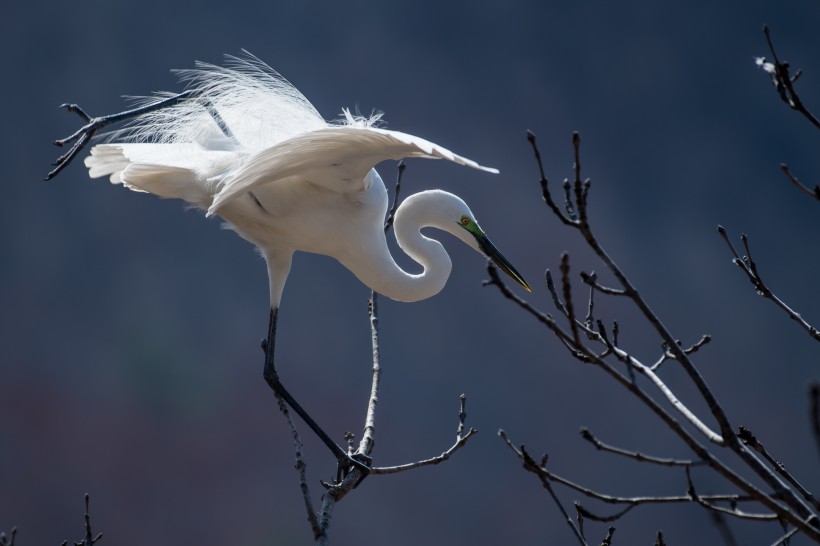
[475,235,532,292]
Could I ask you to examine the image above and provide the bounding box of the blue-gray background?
[2,2,819,544]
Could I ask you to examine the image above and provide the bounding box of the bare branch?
[545,269,569,316]
[687,467,781,522]
[274,388,321,537]
[651,336,712,372]
[456,393,468,440]
[491,262,816,529]
[709,511,739,546]
[491,131,820,542]
[527,130,576,226]
[499,430,589,546]
[575,502,636,523]
[535,132,737,443]
[502,429,783,525]
[758,25,820,130]
[655,531,666,546]
[580,271,627,297]
[756,26,820,201]
[583,271,596,331]
[770,526,800,546]
[357,293,382,458]
[737,427,820,511]
[372,429,478,474]
[599,526,615,546]
[61,494,103,546]
[372,394,477,474]
[781,163,820,201]
[717,226,820,342]
[811,383,820,458]
[484,263,555,329]
[580,428,705,467]
[561,254,581,346]
[0,528,16,546]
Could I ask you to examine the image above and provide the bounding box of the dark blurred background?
[2,1,819,544]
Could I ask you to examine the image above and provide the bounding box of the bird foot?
[323,452,371,489]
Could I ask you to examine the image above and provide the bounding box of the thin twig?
[499,430,589,546]
[756,26,820,201]
[492,261,820,536]
[575,502,635,523]
[811,383,820,458]
[738,427,820,511]
[599,526,615,546]
[275,388,321,537]
[781,164,820,201]
[315,292,389,540]
[373,394,476,474]
[580,428,704,467]
[0,528,16,546]
[528,130,576,226]
[655,531,666,546]
[651,336,712,372]
[484,263,555,329]
[457,393,467,440]
[536,133,813,522]
[372,428,478,474]
[686,467,781,522]
[561,254,581,346]
[61,494,103,546]
[357,293,382,458]
[500,428,790,531]
[717,226,820,342]
[545,269,568,316]
[709,510,739,546]
[584,271,596,331]
[758,25,820,130]
[490,131,820,541]
[533,132,737,444]
[770,526,800,546]
[580,271,626,296]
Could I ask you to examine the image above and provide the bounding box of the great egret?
[51,53,531,471]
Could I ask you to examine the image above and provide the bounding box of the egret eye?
[460,216,470,226]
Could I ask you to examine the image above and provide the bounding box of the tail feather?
[85,144,213,206]
[122,164,212,205]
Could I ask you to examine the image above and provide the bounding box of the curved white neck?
[340,191,466,303]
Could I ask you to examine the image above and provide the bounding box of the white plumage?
[84,53,529,308]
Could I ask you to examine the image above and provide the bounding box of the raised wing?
[207,126,498,216]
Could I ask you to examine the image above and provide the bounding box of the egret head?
[455,212,532,292]
[393,189,532,293]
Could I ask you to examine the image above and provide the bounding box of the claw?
[59,103,92,121]
[330,452,372,488]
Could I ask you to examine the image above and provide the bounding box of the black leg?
[47,89,236,180]
[262,308,371,476]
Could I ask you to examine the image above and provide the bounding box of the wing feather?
[207,126,497,216]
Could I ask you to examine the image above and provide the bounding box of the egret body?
[76,54,530,469]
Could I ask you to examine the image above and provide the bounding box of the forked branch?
[488,131,820,543]
[756,25,820,130]
[269,162,478,544]
[717,226,820,342]
[755,25,820,200]
[61,494,103,546]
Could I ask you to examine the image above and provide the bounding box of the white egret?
[52,53,531,471]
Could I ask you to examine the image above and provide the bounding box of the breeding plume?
[54,53,531,470]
